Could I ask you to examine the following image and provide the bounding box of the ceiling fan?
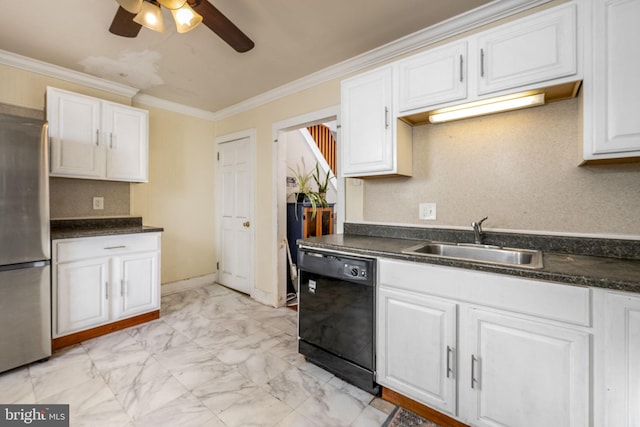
[109,0,254,53]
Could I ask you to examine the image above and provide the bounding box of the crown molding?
[133,94,217,121]
[0,49,139,98]
[213,0,553,120]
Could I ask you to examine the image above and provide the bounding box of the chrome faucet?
[472,216,488,245]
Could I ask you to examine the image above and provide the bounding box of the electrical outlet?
[419,202,436,220]
[93,197,104,210]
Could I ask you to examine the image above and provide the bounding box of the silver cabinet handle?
[104,245,127,250]
[471,354,478,388]
[384,106,389,129]
[480,48,485,77]
[459,55,464,82]
[96,129,100,146]
[446,346,454,378]
[105,282,109,300]
[110,132,114,149]
[121,279,126,297]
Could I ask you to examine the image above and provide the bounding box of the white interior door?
[217,135,254,295]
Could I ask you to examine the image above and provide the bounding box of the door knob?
[243,221,250,228]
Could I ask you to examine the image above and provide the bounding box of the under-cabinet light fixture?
[428,92,546,124]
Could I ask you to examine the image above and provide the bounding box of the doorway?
[272,106,343,307]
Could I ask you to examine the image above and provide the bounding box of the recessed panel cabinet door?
[341,66,394,176]
[104,102,149,182]
[605,292,640,427]
[117,252,159,319]
[377,287,457,415]
[55,258,110,337]
[48,88,104,178]
[585,0,640,159]
[463,308,589,427]
[476,3,577,96]
[397,41,468,113]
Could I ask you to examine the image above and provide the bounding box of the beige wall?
[130,104,217,284]
[215,81,340,301]
[364,97,640,235]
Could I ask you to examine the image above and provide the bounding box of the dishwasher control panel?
[344,263,368,279]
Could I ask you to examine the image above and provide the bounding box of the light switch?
[419,202,436,220]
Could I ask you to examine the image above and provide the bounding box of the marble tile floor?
[0,283,396,427]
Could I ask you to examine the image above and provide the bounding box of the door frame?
[215,129,257,298]
[272,106,342,306]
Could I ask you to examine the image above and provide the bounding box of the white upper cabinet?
[48,89,104,179]
[103,102,148,182]
[47,87,149,182]
[397,41,468,113]
[341,66,412,177]
[583,0,640,161]
[476,3,578,96]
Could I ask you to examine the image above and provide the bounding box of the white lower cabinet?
[604,291,640,427]
[377,287,457,414]
[53,233,161,338]
[377,258,592,426]
[463,308,590,427]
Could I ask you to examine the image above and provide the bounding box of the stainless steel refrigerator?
[0,112,51,373]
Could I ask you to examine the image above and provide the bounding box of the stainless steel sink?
[402,242,543,269]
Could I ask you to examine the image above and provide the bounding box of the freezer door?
[0,262,51,373]
[0,114,50,264]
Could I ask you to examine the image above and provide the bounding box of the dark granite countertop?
[51,217,164,240]
[298,224,640,294]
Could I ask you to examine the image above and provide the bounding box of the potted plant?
[312,163,332,208]
[289,159,326,218]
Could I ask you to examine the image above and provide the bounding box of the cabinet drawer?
[54,233,160,263]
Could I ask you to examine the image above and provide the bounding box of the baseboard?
[381,387,469,427]
[52,311,160,351]
[161,273,217,296]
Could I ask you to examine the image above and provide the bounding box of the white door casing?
[216,132,255,295]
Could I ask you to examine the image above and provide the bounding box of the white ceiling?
[0,0,493,113]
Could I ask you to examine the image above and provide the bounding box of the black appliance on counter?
[297,247,378,394]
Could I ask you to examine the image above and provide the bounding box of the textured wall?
[363,97,640,236]
[49,178,130,218]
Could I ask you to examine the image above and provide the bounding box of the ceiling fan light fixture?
[116,0,143,14]
[157,0,187,9]
[133,0,165,32]
[171,3,203,33]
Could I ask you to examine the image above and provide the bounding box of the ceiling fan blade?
[188,0,254,52]
[109,6,142,38]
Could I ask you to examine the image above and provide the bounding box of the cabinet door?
[47,88,105,178]
[585,0,640,159]
[476,3,577,96]
[397,41,467,113]
[103,102,149,182]
[464,308,589,427]
[341,66,394,176]
[605,292,640,427]
[116,251,159,319]
[55,258,110,337]
[377,287,457,415]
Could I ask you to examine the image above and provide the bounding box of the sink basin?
[402,242,543,269]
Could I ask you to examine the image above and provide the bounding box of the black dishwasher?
[297,247,378,394]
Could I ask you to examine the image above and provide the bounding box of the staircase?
[307,124,336,174]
